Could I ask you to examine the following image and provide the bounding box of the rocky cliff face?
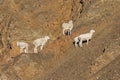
[0,0,120,80]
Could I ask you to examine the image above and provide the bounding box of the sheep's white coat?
[33,36,50,53]
[78,29,95,47]
[62,20,73,35]
[17,41,29,53]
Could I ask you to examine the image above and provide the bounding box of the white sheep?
[17,41,29,53]
[33,36,50,53]
[62,20,73,35]
[78,29,95,47]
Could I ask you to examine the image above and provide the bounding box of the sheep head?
[90,29,95,33]
[45,36,50,40]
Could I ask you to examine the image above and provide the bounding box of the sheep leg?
[87,39,89,45]
[69,30,71,35]
[74,40,78,47]
[75,42,78,47]
[34,46,38,53]
[68,30,70,35]
[20,48,23,53]
[67,29,71,35]
[25,46,28,53]
[79,40,83,47]
[67,30,69,35]
[41,45,44,50]
[34,48,38,53]
[24,49,27,53]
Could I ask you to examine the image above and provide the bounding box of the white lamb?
[62,20,73,35]
[78,29,95,47]
[33,36,50,53]
[17,41,29,53]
